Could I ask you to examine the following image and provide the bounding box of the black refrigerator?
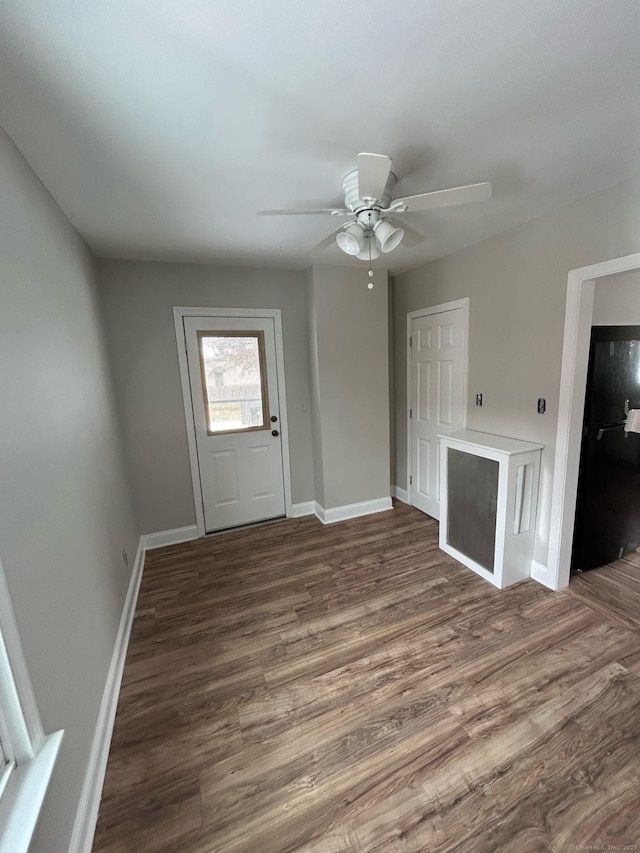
[571,326,640,573]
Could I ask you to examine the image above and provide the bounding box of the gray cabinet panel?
[446,448,498,572]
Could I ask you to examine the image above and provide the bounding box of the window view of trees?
[199,333,266,432]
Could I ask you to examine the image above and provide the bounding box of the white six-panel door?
[184,316,286,532]
[410,306,466,519]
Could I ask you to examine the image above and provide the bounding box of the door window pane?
[198,332,268,434]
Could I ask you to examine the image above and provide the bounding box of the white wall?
[593,270,640,325]
[305,265,390,509]
[97,260,315,533]
[0,128,138,851]
[394,179,640,569]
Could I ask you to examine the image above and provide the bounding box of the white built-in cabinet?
[439,430,543,588]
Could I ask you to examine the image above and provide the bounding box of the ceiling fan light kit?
[257,152,492,265]
[335,221,384,259]
[372,218,404,254]
[356,232,380,262]
[335,218,402,257]
[336,223,364,256]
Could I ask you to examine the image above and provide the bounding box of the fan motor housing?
[342,169,397,215]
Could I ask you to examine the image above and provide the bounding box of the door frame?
[173,306,293,537]
[406,298,470,508]
[548,251,640,590]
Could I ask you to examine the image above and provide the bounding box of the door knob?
[272,429,279,437]
[271,415,278,423]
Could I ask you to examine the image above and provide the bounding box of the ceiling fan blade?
[357,153,392,202]
[313,226,345,251]
[257,208,351,216]
[391,181,492,213]
[385,217,426,247]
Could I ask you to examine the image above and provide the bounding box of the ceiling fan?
[257,153,492,261]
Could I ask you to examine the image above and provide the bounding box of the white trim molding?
[548,252,640,591]
[173,306,293,538]
[0,730,63,853]
[0,562,45,760]
[68,538,146,853]
[0,730,64,853]
[391,485,409,504]
[291,502,315,518]
[314,497,393,525]
[406,298,470,509]
[0,555,64,853]
[530,560,553,589]
[141,525,199,551]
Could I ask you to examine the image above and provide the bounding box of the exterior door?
[183,316,286,532]
[410,306,466,519]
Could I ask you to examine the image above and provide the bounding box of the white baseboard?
[141,524,199,550]
[290,501,315,518]
[530,560,554,590]
[314,497,393,525]
[392,485,409,504]
[68,537,146,853]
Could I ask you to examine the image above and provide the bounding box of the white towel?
[624,408,640,433]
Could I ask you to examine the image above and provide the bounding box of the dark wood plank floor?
[93,501,640,852]
[568,549,640,632]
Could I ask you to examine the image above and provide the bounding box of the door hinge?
[409,336,413,347]
[409,408,412,419]
[410,475,413,485]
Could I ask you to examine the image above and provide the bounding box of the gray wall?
[593,270,640,325]
[0,129,138,852]
[97,260,315,533]
[305,266,390,509]
[394,178,640,568]
[388,278,396,488]
[304,267,326,507]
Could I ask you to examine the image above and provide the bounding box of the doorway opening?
[571,324,640,573]
[548,252,640,589]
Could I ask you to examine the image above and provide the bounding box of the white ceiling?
[0,0,639,273]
